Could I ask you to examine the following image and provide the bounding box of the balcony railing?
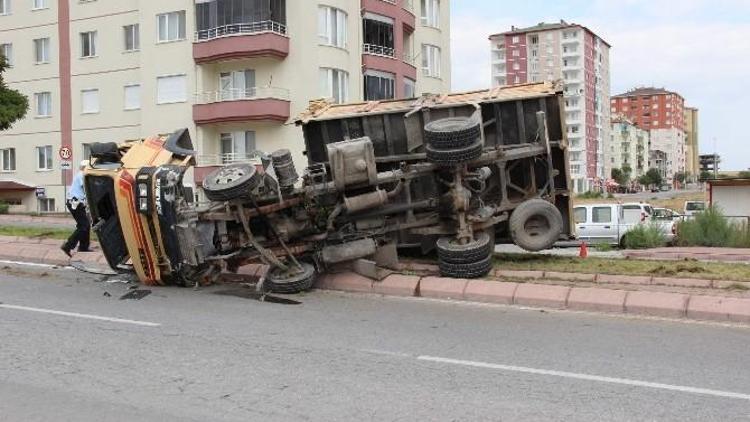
[195,21,287,42]
[196,153,263,167]
[403,0,414,12]
[195,87,290,104]
[363,43,395,58]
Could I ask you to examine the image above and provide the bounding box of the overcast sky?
[450,0,750,171]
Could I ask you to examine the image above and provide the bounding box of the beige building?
[0,0,451,213]
[684,106,699,180]
[608,114,649,180]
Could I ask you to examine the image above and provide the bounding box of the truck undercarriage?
[84,82,574,293]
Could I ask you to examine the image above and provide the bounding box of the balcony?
[363,43,395,58]
[193,21,289,64]
[362,44,418,80]
[193,87,290,125]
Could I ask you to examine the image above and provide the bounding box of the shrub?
[622,223,667,249]
[606,192,615,199]
[577,191,603,199]
[730,222,750,248]
[676,207,733,247]
[0,201,8,214]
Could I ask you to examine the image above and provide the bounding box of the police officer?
[61,160,92,257]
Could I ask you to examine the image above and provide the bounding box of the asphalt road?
[1,263,750,421]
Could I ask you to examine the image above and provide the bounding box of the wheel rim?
[524,215,550,238]
[213,167,246,185]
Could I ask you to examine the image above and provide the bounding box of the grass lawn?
[0,226,77,241]
[494,253,750,282]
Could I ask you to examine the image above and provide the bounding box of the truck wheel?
[439,255,493,279]
[425,117,481,149]
[436,232,492,264]
[265,262,317,294]
[509,199,563,252]
[425,139,483,166]
[203,163,261,202]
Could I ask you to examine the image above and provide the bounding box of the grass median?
[0,225,100,242]
[494,253,750,282]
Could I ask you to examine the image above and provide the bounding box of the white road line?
[417,355,750,401]
[0,260,70,269]
[0,304,160,327]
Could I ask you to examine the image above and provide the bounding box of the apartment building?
[489,20,611,193]
[684,106,700,179]
[611,87,686,183]
[0,0,451,213]
[608,114,649,180]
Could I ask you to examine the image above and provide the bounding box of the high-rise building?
[684,107,700,180]
[0,0,451,213]
[489,20,611,193]
[608,114,649,180]
[611,87,686,183]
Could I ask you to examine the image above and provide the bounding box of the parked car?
[574,203,674,246]
[684,201,706,217]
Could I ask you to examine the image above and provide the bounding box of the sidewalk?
[1,235,749,325]
[0,214,75,229]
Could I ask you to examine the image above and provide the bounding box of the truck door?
[587,205,617,244]
[574,206,589,241]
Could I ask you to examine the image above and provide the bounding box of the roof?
[489,20,611,47]
[0,178,36,191]
[707,178,750,187]
[295,82,563,124]
[612,87,684,100]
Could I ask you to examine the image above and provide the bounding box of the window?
[363,15,394,55]
[195,0,287,40]
[0,0,9,14]
[123,24,140,51]
[319,68,349,104]
[157,11,186,42]
[511,35,519,43]
[32,0,47,9]
[364,70,394,101]
[37,145,53,170]
[34,92,51,116]
[574,207,586,224]
[80,31,97,57]
[420,0,439,28]
[421,44,441,78]
[82,143,92,160]
[81,89,99,114]
[530,35,538,44]
[34,37,50,63]
[0,43,11,66]
[318,6,346,48]
[124,84,141,110]
[512,49,519,57]
[220,131,256,163]
[1,148,15,171]
[156,74,186,104]
[512,62,520,70]
[219,69,255,100]
[592,206,612,223]
[39,198,55,212]
[404,78,416,98]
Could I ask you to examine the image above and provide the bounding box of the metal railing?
[194,21,287,41]
[363,43,395,58]
[194,87,290,104]
[196,153,263,166]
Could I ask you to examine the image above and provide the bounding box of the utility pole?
[713,137,718,180]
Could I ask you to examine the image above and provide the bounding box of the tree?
[611,167,629,186]
[738,170,750,179]
[699,170,713,181]
[0,54,28,131]
[638,168,664,187]
[674,171,687,184]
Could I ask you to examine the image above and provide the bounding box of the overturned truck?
[85,82,574,293]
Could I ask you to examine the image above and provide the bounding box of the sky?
[450,0,750,171]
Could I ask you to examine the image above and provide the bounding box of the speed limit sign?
[59,146,72,160]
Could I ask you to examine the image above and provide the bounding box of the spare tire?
[439,255,493,279]
[265,262,317,294]
[425,117,481,149]
[509,199,564,252]
[203,163,261,202]
[436,232,492,264]
[425,139,483,166]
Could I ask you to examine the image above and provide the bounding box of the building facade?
[684,106,699,179]
[611,87,686,184]
[608,115,649,180]
[0,0,451,213]
[489,21,611,193]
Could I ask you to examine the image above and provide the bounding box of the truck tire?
[436,232,492,264]
[203,163,262,202]
[439,255,493,279]
[425,117,481,149]
[265,262,317,294]
[425,139,483,166]
[509,199,563,252]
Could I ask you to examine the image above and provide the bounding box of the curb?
[316,272,750,325]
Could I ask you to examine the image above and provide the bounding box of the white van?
[574,203,674,246]
[621,202,654,224]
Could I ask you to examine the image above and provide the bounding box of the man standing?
[61,160,92,257]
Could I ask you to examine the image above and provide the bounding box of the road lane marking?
[0,304,161,327]
[0,260,71,269]
[417,355,750,401]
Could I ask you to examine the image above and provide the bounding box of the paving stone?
[624,291,688,318]
[419,276,469,300]
[597,274,652,286]
[463,280,518,305]
[651,277,712,288]
[493,270,544,280]
[372,274,421,297]
[687,295,750,323]
[544,271,597,282]
[513,284,570,309]
[567,287,627,313]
